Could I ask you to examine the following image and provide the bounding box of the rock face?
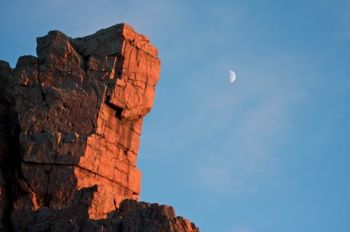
[0,24,199,232]
[12,186,199,232]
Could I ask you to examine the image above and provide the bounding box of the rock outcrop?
[0,24,199,232]
[12,186,199,232]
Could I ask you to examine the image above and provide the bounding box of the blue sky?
[1,0,350,231]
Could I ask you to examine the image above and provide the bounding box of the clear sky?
[1,0,349,231]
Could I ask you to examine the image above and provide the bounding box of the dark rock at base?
[15,187,199,232]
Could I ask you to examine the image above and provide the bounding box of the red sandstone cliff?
[0,24,199,232]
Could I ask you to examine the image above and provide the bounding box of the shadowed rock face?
[0,24,199,231]
[12,186,199,232]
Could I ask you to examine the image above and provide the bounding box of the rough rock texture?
[0,24,199,231]
[13,186,199,232]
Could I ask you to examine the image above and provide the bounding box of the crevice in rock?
[22,161,129,189]
[82,55,90,73]
[105,95,123,119]
[40,88,49,107]
[1,112,21,231]
[43,165,53,207]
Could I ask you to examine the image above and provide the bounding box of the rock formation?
[0,24,199,232]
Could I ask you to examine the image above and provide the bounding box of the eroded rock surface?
[13,186,199,232]
[0,24,199,231]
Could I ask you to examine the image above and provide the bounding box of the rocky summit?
[0,24,199,232]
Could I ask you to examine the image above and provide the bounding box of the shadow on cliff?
[11,185,198,232]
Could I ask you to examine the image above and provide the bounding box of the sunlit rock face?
[0,24,200,232]
[10,23,160,221]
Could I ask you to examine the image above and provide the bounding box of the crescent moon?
[229,70,236,83]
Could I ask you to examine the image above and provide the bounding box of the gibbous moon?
[229,70,236,84]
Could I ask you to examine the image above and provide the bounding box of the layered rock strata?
[0,24,199,231]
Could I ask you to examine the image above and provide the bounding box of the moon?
[229,70,236,84]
